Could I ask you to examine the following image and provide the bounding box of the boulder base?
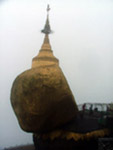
[11,65,78,133]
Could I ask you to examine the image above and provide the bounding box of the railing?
[78,103,113,112]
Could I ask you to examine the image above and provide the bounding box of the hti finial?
[41,4,52,34]
[47,4,50,14]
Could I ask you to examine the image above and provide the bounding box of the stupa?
[10,5,78,134]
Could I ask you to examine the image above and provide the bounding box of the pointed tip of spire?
[47,4,50,12]
[41,4,52,34]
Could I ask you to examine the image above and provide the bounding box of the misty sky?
[0,0,113,148]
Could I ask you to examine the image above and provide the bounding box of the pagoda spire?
[41,4,52,50]
[41,4,52,34]
[32,5,58,68]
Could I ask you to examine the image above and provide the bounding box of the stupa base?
[33,135,98,150]
[33,135,113,150]
[32,115,113,150]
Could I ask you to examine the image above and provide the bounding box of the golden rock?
[11,6,78,133]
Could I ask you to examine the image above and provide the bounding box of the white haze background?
[0,0,113,148]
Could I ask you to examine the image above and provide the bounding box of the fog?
[0,0,113,148]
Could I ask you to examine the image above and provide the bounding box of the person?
[94,107,98,112]
[82,103,86,112]
[89,104,93,116]
[81,103,86,118]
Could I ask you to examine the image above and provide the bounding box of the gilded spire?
[41,4,52,34]
[32,5,58,68]
[41,34,51,50]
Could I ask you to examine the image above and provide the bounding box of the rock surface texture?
[11,11,78,133]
